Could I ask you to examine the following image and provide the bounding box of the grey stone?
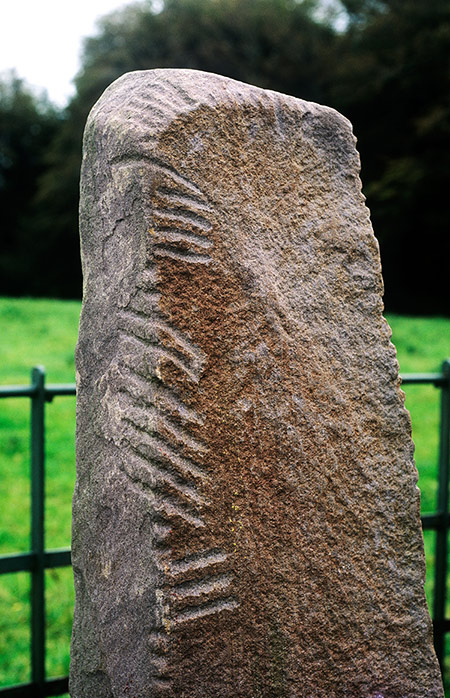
[70,69,443,697]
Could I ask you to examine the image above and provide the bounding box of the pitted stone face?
[71,69,443,698]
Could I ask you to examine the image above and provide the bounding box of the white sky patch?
[0,0,130,106]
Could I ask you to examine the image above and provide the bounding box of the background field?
[0,297,449,692]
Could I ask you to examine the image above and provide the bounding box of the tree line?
[1,0,449,314]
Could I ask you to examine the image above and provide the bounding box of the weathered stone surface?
[71,69,443,697]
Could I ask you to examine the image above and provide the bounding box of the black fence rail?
[0,367,75,698]
[0,361,449,696]
[402,360,450,666]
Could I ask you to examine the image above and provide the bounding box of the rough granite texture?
[70,69,443,697]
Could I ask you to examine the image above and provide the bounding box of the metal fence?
[0,367,75,697]
[0,361,449,696]
[402,358,450,668]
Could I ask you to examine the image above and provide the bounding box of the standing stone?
[71,69,443,697]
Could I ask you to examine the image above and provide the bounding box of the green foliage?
[76,0,332,100]
[0,72,61,297]
[329,0,450,313]
[0,297,449,688]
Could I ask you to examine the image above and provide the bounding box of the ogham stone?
[71,69,443,698]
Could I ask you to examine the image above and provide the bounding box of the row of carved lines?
[122,194,236,637]
[120,389,207,455]
[150,189,214,264]
[116,363,206,524]
[122,74,270,138]
[116,291,208,520]
[158,573,236,621]
[119,392,239,621]
[119,387,208,458]
[117,357,204,427]
[120,305,205,364]
[118,242,212,525]
[113,81,196,126]
[147,602,242,682]
[108,135,234,658]
[122,78,199,128]
[152,205,213,233]
[124,287,207,379]
[118,319,203,386]
[117,300,239,664]
[120,477,238,628]
[115,482,237,670]
[123,418,239,630]
[119,327,201,383]
[121,435,207,512]
[113,84,284,141]
[122,469,206,529]
[118,405,208,527]
[149,523,231,579]
[116,361,207,475]
[126,218,234,680]
[119,383,207,513]
[120,419,207,491]
[156,186,212,214]
[138,74,291,129]
[110,156,215,262]
[151,549,238,633]
[110,154,206,201]
[123,433,206,500]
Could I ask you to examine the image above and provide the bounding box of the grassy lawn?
[0,297,79,693]
[0,297,449,692]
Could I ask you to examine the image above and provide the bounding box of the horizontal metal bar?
[0,386,37,398]
[0,552,33,574]
[0,384,75,400]
[400,373,445,387]
[421,513,445,530]
[45,549,72,568]
[0,676,68,697]
[0,548,71,575]
[45,384,76,398]
[432,619,450,635]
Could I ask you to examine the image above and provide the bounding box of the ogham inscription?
[71,69,443,698]
[100,157,238,692]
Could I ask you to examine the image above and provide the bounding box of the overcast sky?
[0,0,132,106]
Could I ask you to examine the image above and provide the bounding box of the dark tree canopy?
[0,72,60,296]
[329,0,450,313]
[2,0,449,314]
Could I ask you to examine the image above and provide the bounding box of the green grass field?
[0,297,449,693]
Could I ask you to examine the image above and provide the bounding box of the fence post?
[30,366,46,697]
[433,358,450,668]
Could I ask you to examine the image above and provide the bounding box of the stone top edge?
[85,68,353,146]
